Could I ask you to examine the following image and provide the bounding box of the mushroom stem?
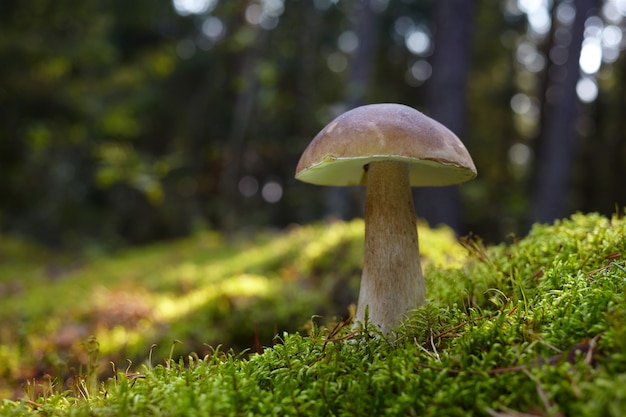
[356,160,425,334]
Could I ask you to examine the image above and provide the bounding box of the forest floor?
[1,212,625,416]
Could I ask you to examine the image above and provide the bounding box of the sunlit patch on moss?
[417,220,468,269]
[154,273,273,322]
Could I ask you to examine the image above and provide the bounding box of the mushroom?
[295,103,477,334]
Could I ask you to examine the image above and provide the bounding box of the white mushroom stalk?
[295,103,476,334]
[357,160,424,334]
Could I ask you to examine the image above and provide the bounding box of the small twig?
[585,254,623,277]
[23,400,40,410]
[429,313,492,344]
[414,338,438,361]
[533,334,562,355]
[584,334,601,366]
[429,331,440,361]
[310,316,361,350]
[415,363,529,375]
[417,333,603,378]
[485,406,542,417]
[317,329,363,344]
[522,368,553,413]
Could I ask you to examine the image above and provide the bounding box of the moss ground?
[1,212,625,416]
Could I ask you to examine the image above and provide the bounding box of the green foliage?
[1,212,625,415]
[3,0,623,248]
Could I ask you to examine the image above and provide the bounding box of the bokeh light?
[518,0,551,37]
[508,143,532,165]
[603,0,625,24]
[576,76,598,103]
[327,52,348,72]
[555,1,575,26]
[579,38,602,74]
[405,27,431,55]
[173,0,218,16]
[239,176,259,198]
[244,0,284,30]
[338,31,359,54]
[510,93,532,115]
[261,181,283,203]
[202,16,225,40]
[410,60,432,81]
[516,41,546,72]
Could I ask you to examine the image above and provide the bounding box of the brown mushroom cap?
[295,103,477,186]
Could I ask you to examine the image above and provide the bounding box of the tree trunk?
[414,0,474,234]
[529,0,593,224]
[612,56,626,210]
[218,28,267,232]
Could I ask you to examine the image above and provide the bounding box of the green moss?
[0,219,466,399]
[1,212,625,416]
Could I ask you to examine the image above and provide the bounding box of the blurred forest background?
[1,0,625,250]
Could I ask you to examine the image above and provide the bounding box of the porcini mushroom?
[295,103,477,334]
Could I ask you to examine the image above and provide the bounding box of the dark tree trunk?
[579,51,626,217]
[218,28,267,232]
[529,0,594,224]
[414,0,474,235]
[612,57,626,210]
